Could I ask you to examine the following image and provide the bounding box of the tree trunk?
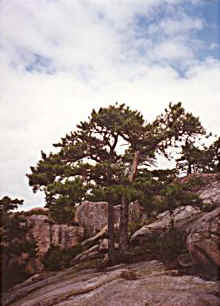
[119,151,140,257]
[187,162,192,175]
[128,151,140,183]
[119,193,129,255]
[108,201,115,264]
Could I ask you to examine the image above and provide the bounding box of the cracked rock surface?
[3,260,219,306]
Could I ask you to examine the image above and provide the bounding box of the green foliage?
[128,217,143,237]
[139,227,187,264]
[48,203,76,224]
[176,135,220,175]
[155,227,187,263]
[0,196,23,223]
[207,136,220,172]
[1,237,37,291]
[0,196,38,291]
[42,244,83,271]
[1,262,29,292]
[27,103,160,221]
[155,102,206,146]
[27,102,215,261]
[183,175,206,192]
[159,182,202,214]
[27,102,209,223]
[42,245,63,271]
[176,141,215,175]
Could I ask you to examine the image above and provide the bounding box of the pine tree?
[27,102,208,262]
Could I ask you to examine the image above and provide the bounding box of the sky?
[0,0,220,211]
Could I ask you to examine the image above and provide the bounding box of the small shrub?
[156,228,187,263]
[1,212,38,291]
[183,176,206,192]
[139,227,187,265]
[42,245,63,271]
[61,244,83,268]
[1,262,29,292]
[128,218,143,237]
[42,244,83,271]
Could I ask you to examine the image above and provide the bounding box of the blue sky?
[186,0,220,59]
[0,0,220,210]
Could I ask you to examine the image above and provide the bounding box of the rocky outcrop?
[130,174,220,276]
[131,208,220,278]
[2,214,85,290]
[75,201,142,237]
[3,260,220,306]
[75,202,113,236]
[197,174,220,207]
[186,207,220,278]
[130,205,202,245]
[181,173,220,208]
[27,215,85,257]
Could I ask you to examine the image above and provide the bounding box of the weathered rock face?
[130,205,202,245]
[75,201,142,237]
[75,202,112,236]
[3,260,220,306]
[181,173,220,208]
[197,174,220,207]
[186,207,220,277]
[27,215,85,257]
[130,174,220,276]
[2,214,85,289]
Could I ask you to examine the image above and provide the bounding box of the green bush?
[183,176,206,192]
[140,227,187,264]
[48,204,76,225]
[42,245,63,270]
[156,228,187,263]
[1,200,38,291]
[128,217,143,237]
[42,244,83,271]
[1,262,29,292]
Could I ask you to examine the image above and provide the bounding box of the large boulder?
[75,201,142,237]
[27,215,85,257]
[130,189,220,278]
[130,205,202,245]
[186,207,220,278]
[75,202,114,237]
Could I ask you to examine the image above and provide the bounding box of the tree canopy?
[27,102,207,208]
[27,102,211,261]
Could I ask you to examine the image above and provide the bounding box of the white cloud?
[161,16,203,36]
[148,15,203,36]
[152,39,194,60]
[0,0,219,210]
